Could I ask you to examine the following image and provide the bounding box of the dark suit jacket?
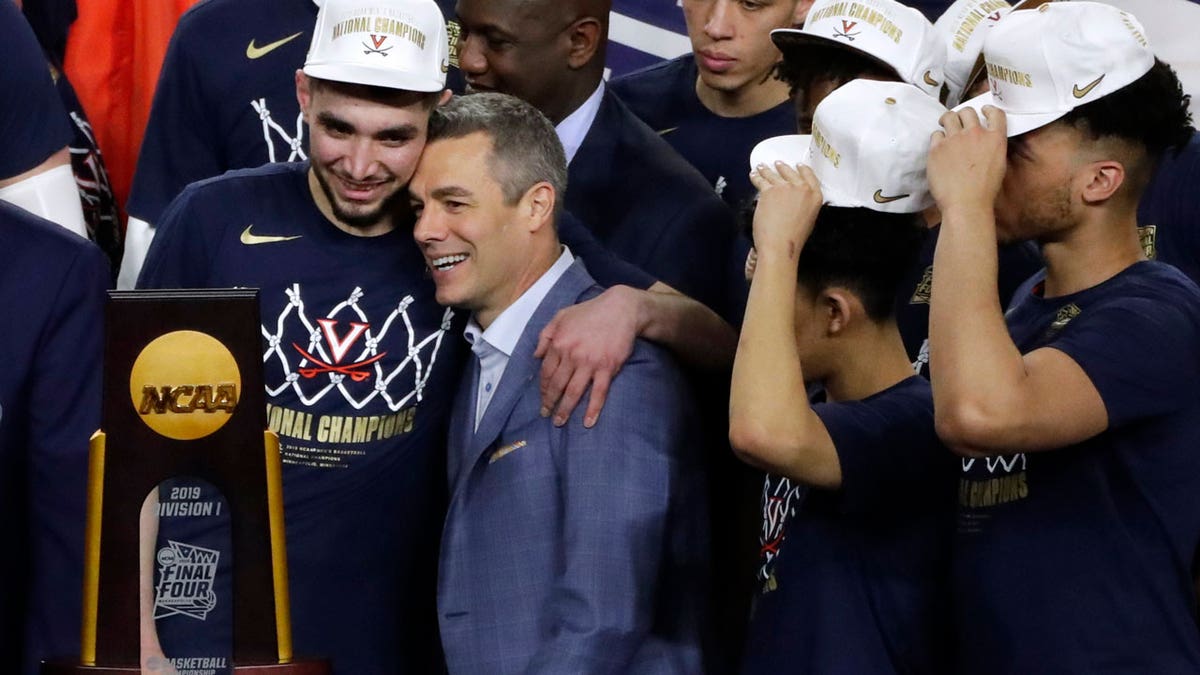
[566,90,740,320]
[438,259,709,674]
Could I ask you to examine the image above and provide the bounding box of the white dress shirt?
[554,82,605,165]
[463,247,576,430]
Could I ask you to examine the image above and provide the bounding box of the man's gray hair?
[428,93,568,214]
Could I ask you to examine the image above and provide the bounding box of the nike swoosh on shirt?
[657,126,679,136]
[246,32,305,60]
[873,190,910,204]
[1072,74,1105,99]
[241,225,302,245]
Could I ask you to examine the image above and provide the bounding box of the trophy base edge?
[42,659,332,675]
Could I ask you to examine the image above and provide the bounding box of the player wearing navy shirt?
[0,0,70,180]
[0,201,109,675]
[120,0,463,289]
[0,0,87,236]
[141,162,462,673]
[611,0,801,209]
[1138,129,1200,284]
[928,4,1200,671]
[896,227,1041,376]
[732,80,954,674]
[455,0,741,320]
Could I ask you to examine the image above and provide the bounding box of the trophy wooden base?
[42,660,331,674]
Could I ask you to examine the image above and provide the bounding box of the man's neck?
[1039,210,1145,298]
[307,169,395,237]
[694,66,790,118]
[545,75,604,126]
[474,245,563,330]
[821,323,915,403]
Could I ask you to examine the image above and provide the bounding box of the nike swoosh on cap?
[1072,74,1105,99]
[873,190,910,204]
[923,71,939,87]
[246,32,305,60]
[240,225,302,245]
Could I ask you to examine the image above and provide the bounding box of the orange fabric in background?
[63,0,200,221]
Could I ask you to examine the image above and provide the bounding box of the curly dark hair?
[773,42,898,98]
[1059,58,1194,160]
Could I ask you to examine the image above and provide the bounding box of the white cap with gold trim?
[750,79,946,214]
[304,0,449,93]
[955,1,1155,137]
[772,0,947,100]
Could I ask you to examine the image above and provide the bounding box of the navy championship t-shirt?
[896,224,1043,377]
[955,261,1200,673]
[742,376,955,675]
[610,54,795,211]
[0,0,72,179]
[1138,130,1200,285]
[139,163,466,673]
[128,0,463,227]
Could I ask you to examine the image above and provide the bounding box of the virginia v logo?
[834,19,861,41]
[293,319,387,383]
[154,541,220,620]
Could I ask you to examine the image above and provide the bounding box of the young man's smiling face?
[298,74,437,235]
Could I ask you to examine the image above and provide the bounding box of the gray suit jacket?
[438,258,708,674]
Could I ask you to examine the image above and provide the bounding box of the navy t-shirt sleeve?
[0,1,71,179]
[812,379,947,515]
[649,196,740,321]
[127,17,224,225]
[559,210,656,290]
[136,186,217,289]
[1047,293,1200,428]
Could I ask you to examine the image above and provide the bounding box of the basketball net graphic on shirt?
[251,98,308,164]
[263,284,454,411]
[759,475,804,585]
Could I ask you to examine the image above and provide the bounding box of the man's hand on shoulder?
[535,285,643,429]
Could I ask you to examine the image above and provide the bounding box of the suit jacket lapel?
[446,355,479,491]
[466,260,595,468]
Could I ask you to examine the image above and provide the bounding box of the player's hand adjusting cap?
[750,79,946,214]
[304,0,449,92]
[772,0,947,100]
[954,1,1155,137]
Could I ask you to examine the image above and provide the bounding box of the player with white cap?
[138,2,459,668]
[928,3,1200,671]
[771,0,946,133]
[732,79,955,674]
[931,0,1059,108]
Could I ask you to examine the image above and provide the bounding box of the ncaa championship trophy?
[43,290,328,674]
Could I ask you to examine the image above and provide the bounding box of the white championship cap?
[750,79,947,213]
[304,0,449,92]
[934,0,1059,107]
[955,1,1156,137]
[772,0,947,100]
[934,0,1012,106]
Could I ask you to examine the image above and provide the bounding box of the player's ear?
[1080,159,1126,205]
[793,0,817,27]
[437,89,453,107]
[296,70,313,120]
[821,287,860,337]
